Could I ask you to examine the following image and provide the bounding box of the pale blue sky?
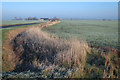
[2,2,118,20]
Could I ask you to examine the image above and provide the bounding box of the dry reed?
[12,27,90,71]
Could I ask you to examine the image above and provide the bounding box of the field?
[1,20,42,26]
[43,20,118,48]
[1,20,119,78]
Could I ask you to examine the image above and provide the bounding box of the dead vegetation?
[102,52,119,78]
[11,27,90,72]
[2,21,60,72]
[2,26,119,78]
[2,28,29,71]
[80,48,119,78]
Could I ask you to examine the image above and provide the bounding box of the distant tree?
[108,19,111,21]
[25,17,38,20]
[14,17,23,20]
[28,17,32,20]
[102,19,106,21]
[14,17,17,20]
[33,17,38,20]
[18,17,23,20]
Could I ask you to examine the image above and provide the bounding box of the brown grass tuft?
[12,27,90,72]
[101,52,119,78]
[55,39,90,69]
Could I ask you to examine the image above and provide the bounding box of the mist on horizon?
[2,2,118,20]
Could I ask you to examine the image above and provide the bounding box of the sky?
[2,2,118,20]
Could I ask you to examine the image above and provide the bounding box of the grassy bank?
[2,21,60,72]
[2,22,42,72]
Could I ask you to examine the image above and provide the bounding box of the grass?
[72,48,119,78]
[2,27,90,78]
[0,29,2,73]
[2,20,119,78]
[0,29,2,49]
[42,20,118,48]
[2,21,42,72]
[42,20,119,78]
[2,21,61,72]
[1,20,42,26]
[2,23,41,41]
[11,27,89,71]
[1,20,42,42]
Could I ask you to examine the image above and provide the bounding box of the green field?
[1,20,118,55]
[1,20,42,26]
[43,20,118,48]
[0,29,2,52]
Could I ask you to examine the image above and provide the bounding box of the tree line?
[13,17,39,20]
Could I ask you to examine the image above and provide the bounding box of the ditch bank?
[2,21,61,72]
[2,20,91,78]
[2,20,119,78]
